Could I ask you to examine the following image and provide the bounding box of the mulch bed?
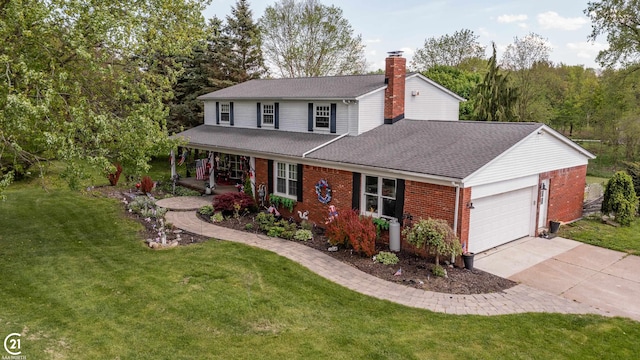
[94,186,516,295]
[195,212,517,295]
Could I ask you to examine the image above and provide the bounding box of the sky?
[203,0,607,71]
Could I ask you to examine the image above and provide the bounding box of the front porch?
[177,177,239,195]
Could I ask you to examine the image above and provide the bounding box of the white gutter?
[302,132,350,158]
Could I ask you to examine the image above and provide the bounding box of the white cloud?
[478,27,493,38]
[366,38,382,44]
[537,11,588,31]
[518,22,528,29]
[400,47,415,56]
[498,14,528,23]
[567,41,608,59]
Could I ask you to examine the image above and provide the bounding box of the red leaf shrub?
[140,176,154,193]
[107,163,122,186]
[213,192,257,214]
[326,209,376,257]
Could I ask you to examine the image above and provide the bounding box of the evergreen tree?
[473,43,519,121]
[601,171,638,226]
[223,0,265,82]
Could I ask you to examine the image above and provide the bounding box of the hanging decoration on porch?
[315,179,332,204]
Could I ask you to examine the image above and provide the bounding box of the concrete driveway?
[475,236,640,321]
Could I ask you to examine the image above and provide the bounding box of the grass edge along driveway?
[0,189,639,359]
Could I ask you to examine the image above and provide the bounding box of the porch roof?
[173,125,339,157]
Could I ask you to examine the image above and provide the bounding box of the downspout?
[452,182,461,263]
[302,132,350,158]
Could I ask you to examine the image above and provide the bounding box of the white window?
[275,162,297,198]
[220,103,230,122]
[262,104,274,126]
[363,176,396,219]
[315,104,330,129]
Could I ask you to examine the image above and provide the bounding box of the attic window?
[220,103,230,122]
[315,105,330,129]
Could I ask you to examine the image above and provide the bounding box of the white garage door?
[468,186,535,253]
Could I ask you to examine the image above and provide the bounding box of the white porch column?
[170,149,177,179]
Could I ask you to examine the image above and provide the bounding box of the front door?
[537,179,550,229]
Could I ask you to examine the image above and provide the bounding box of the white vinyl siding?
[357,89,385,134]
[464,130,590,187]
[203,101,216,125]
[404,76,460,121]
[204,100,349,134]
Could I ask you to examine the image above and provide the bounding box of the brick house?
[174,52,595,254]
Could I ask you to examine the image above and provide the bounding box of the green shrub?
[375,251,399,265]
[432,264,446,277]
[244,223,254,231]
[300,220,313,231]
[326,209,377,257]
[199,205,215,216]
[127,196,155,213]
[244,176,253,198]
[255,212,276,231]
[211,212,224,223]
[174,186,201,196]
[624,162,640,205]
[294,229,313,242]
[403,218,462,266]
[602,171,639,226]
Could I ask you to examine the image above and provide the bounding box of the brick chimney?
[384,51,406,124]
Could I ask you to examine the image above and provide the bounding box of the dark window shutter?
[395,179,405,221]
[267,160,274,195]
[230,102,234,126]
[274,103,280,129]
[257,102,261,128]
[330,103,337,133]
[296,163,303,202]
[352,172,361,210]
[308,103,314,132]
[216,102,220,124]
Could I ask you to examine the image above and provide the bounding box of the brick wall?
[404,181,457,225]
[540,165,587,224]
[302,165,353,225]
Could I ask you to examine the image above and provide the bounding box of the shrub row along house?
[173,52,595,254]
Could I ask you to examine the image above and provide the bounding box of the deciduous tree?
[0,0,208,189]
[501,33,552,122]
[411,29,486,71]
[259,0,367,77]
[586,0,640,69]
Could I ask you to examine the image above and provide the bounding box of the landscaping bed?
[194,210,516,295]
[104,186,516,295]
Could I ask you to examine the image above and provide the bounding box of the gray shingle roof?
[173,125,339,157]
[197,75,387,100]
[306,120,543,180]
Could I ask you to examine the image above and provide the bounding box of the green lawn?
[1,188,640,359]
[559,218,640,255]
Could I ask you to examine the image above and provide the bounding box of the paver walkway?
[164,207,607,318]
[156,196,212,211]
